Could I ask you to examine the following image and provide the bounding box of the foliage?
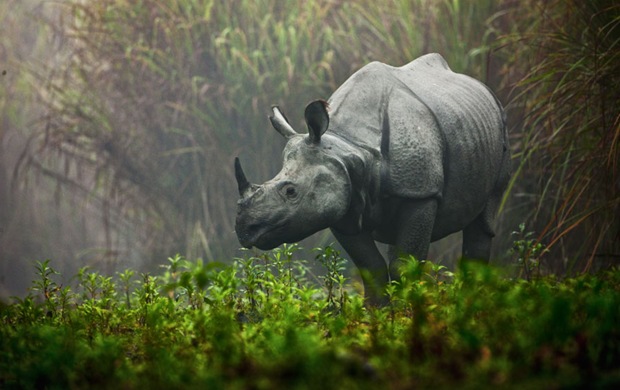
[508,223,549,281]
[1,248,619,389]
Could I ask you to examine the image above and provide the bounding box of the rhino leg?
[388,198,438,281]
[462,193,501,263]
[331,229,389,306]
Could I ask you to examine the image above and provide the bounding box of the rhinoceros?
[234,53,511,305]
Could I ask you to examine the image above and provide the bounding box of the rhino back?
[327,54,507,231]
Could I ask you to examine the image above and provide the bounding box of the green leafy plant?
[315,244,348,312]
[31,260,61,318]
[509,223,549,280]
[117,269,135,309]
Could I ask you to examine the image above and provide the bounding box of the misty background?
[1,0,618,298]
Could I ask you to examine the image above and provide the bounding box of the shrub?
[1,249,619,388]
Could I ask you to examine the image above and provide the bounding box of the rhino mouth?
[237,221,288,250]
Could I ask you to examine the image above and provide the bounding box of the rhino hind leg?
[462,193,501,263]
[462,217,493,263]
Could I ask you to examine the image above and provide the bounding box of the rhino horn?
[234,157,251,196]
[305,99,329,143]
[269,106,297,139]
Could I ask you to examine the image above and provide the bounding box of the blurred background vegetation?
[1,0,618,296]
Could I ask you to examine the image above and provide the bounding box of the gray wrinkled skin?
[235,53,511,305]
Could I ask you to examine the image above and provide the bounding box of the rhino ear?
[305,100,329,143]
[269,106,297,139]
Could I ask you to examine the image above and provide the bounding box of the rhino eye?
[283,184,297,198]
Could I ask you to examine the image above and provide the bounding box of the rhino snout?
[236,222,262,248]
[235,215,287,250]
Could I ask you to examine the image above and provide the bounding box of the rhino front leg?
[388,198,438,281]
[331,229,390,306]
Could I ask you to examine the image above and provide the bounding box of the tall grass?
[500,0,620,272]
[15,0,502,272]
[10,0,616,282]
[0,0,93,294]
[25,0,346,263]
[339,0,500,78]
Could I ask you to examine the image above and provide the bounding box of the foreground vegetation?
[1,245,619,389]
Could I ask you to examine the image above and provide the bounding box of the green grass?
[2,246,619,389]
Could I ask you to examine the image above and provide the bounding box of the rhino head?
[234,100,352,250]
